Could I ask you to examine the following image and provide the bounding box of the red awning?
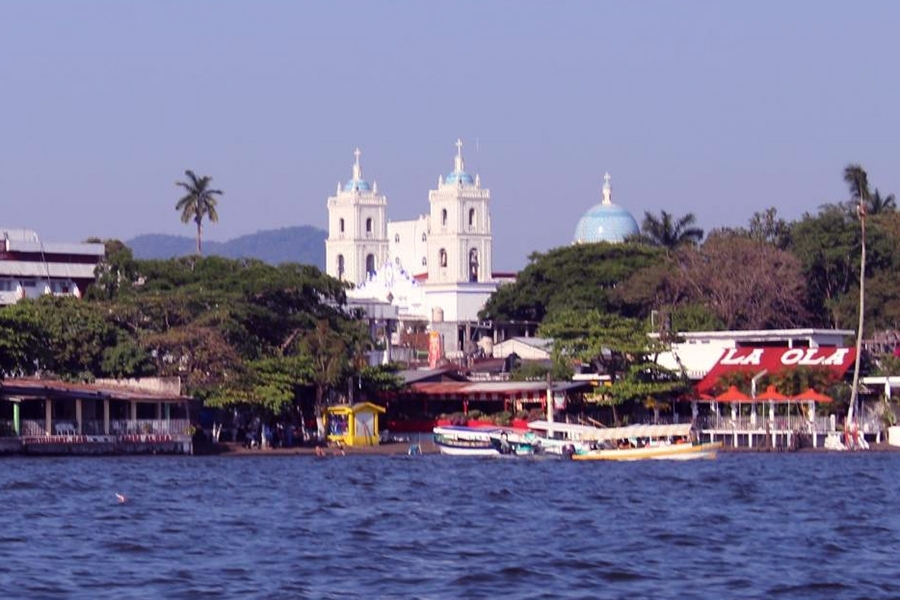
[756,385,788,402]
[715,386,751,403]
[792,388,834,403]
[696,347,856,394]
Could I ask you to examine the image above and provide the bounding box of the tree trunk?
[196,219,203,256]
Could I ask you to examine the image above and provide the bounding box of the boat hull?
[434,442,499,457]
[433,426,500,457]
[572,442,723,461]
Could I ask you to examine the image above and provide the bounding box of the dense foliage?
[1,163,894,422]
[480,164,897,416]
[0,247,402,416]
[483,165,899,336]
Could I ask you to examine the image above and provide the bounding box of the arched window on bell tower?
[339,218,345,234]
[468,208,476,230]
[439,248,448,267]
[337,254,345,280]
[365,217,373,237]
[469,248,479,282]
[366,254,375,276]
[441,209,448,227]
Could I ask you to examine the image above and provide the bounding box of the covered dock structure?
[0,378,195,455]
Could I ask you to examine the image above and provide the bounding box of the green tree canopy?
[480,243,665,323]
[539,309,687,422]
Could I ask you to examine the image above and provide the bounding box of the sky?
[1,1,898,271]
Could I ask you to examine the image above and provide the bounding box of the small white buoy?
[115,493,128,504]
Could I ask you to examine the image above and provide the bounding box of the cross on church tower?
[352,148,362,180]
[454,138,464,173]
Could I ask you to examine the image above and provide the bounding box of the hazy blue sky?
[2,1,897,270]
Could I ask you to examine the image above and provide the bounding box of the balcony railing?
[17,419,191,437]
[696,414,836,433]
[109,419,191,435]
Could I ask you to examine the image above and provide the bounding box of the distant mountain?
[127,226,327,268]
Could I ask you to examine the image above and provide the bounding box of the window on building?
[439,248,447,267]
[337,254,345,280]
[441,209,447,226]
[339,218,345,233]
[366,218,373,234]
[469,208,476,228]
[469,248,479,282]
[394,234,400,243]
[366,254,376,276]
[422,233,426,242]
[422,257,427,266]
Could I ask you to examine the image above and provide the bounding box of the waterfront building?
[0,228,104,305]
[651,328,865,449]
[0,377,194,455]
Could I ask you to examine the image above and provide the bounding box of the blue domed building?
[573,173,640,244]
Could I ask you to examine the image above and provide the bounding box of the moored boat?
[570,440,722,461]
[432,426,542,457]
[432,425,500,456]
[528,421,722,461]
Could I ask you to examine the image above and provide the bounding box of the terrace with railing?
[15,418,191,438]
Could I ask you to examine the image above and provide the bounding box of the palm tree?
[843,163,871,206]
[640,210,704,251]
[175,170,223,255]
[868,188,896,215]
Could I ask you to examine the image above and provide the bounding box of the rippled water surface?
[2,452,900,599]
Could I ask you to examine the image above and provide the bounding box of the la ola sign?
[697,346,856,393]
[719,347,852,367]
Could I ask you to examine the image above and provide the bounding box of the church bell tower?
[325,149,389,285]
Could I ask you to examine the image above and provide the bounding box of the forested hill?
[127,226,327,267]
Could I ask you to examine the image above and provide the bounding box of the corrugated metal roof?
[0,378,192,403]
[462,382,547,392]
[404,380,588,401]
[5,239,105,256]
[398,368,465,384]
[0,261,97,279]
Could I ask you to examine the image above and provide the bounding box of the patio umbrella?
[792,388,833,403]
[756,385,788,402]
[715,385,751,402]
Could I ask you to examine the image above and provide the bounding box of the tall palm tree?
[843,163,871,206]
[175,170,223,255]
[640,210,704,251]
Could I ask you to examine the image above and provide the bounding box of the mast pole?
[847,202,866,445]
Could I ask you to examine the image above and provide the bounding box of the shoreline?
[202,440,440,456]
[201,440,900,457]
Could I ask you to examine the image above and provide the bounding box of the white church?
[325,140,500,357]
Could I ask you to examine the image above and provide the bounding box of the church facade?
[325,140,498,330]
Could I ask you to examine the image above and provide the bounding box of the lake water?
[2,451,900,599]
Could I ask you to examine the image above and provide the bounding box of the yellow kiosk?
[325,402,386,447]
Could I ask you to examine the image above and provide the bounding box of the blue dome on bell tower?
[444,138,475,186]
[343,148,372,192]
